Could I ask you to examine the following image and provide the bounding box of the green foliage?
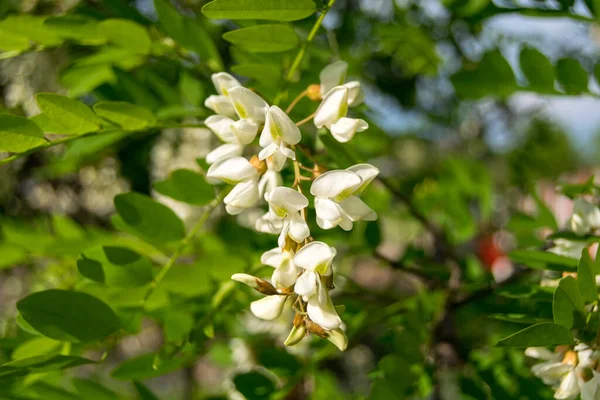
[36,93,101,135]
[0,114,46,152]
[77,246,154,288]
[496,323,575,347]
[93,102,156,131]
[202,0,317,21]
[223,24,299,53]
[153,169,214,205]
[451,50,516,99]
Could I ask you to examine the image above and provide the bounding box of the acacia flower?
[310,164,379,231]
[207,157,260,215]
[204,115,259,164]
[258,105,301,171]
[570,199,600,236]
[319,60,364,106]
[293,241,342,330]
[256,187,309,247]
[313,85,368,143]
[204,72,241,118]
[231,273,289,320]
[261,247,299,289]
[228,86,268,125]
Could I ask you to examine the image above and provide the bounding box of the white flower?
[258,106,301,171]
[204,72,241,118]
[310,164,379,231]
[231,273,289,321]
[204,115,259,164]
[554,369,580,399]
[261,247,299,288]
[319,61,364,106]
[228,86,268,124]
[570,199,600,236]
[207,157,259,215]
[548,239,586,259]
[257,187,310,247]
[526,347,589,399]
[258,160,282,198]
[581,371,600,400]
[293,241,341,330]
[313,86,368,143]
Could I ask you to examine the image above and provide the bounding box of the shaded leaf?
[451,50,516,99]
[134,382,160,400]
[578,248,597,304]
[232,371,277,400]
[509,250,578,272]
[223,24,298,53]
[77,246,154,288]
[553,276,585,328]
[0,355,94,382]
[17,289,120,342]
[519,47,555,92]
[72,379,118,400]
[556,58,588,94]
[111,353,188,380]
[202,0,317,21]
[153,169,214,205]
[94,102,156,130]
[497,322,574,347]
[98,19,151,54]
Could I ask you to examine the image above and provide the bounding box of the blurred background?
[1,0,600,399]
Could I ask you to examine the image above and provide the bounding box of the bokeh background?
[1,0,600,399]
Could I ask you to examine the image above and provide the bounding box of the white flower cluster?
[201,62,378,350]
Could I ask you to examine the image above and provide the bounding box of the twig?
[285,89,308,114]
[295,113,315,127]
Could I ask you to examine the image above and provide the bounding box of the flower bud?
[306,84,322,101]
[326,328,348,351]
[284,324,306,346]
[249,155,267,175]
[563,350,578,366]
[305,320,328,338]
[231,273,278,295]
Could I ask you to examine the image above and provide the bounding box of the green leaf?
[36,93,100,135]
[0,355,94,382]
[61,64,117,98]
[556,58,588,94]
[0,15,63,47]
[519,47,555,93]
[179,71,205,107]
[154,0,223,71]
[17,289,120,342]
[77,246,154,288]
[451,50,516,99]
[160,309,195,343]
[232,371,277,400]
[153,169,214,205]
[114,192,186,244]
[29,382,82,400]
[43,16,106,45]
[97,19,151,54]
[94,102,156,130]
[578,248,598,304]
[111,353,188,380]
[488,314,552,325]
[496,322,574,347]
[509,250,578,272]
[134,382,160,400]
[0,114,47,153]
[231,63,282,87]
[553,276,585,328]
[73,378,118,400]
[223,24,298,53]
[11,337,61,360]
[202,0,317,21]
[0,244,27,269]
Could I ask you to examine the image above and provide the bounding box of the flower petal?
[261,247,283,268]
[314,86,349,128]
[315,197,342,221]
[205,143,243,165]
[224,179,259,212]
[211,72,241,96]
[272,147,288,172]
[581,371,600,400]
[255,212,284,234]
[287,213,310,243]
[261,106,301,147]
[268,187,309,213]
[294,271,317,298]
[205,115,237,143]
[250,295,287,320]
[228,86,268,123]
[316,216,340,230]
[232,119,259,145]
[272,253,298,288]
[344,81,364,107]
[555,369,580,399]
[231,273,260,289]
[320,60,348,96]
[307,294,342,330]
[339,196,377,222]
[204,95,236,118]
[310,170,362,199]
[207,156,257,184]
[329,117,368,143]
[293,241,336,274]
[347,163,379,193]
[327,328,348,351]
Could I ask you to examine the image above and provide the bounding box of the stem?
[285,89,308,114]
[274,0,337,105]
[295,113,315,127]
[0,123,206,168]
[144,191,227,302]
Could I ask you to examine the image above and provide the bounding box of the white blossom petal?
[272,147,288,171]
[295,271,317,298]
[314,86,349,128]
[205,115,237,143]
[258,168,282,197]
[255,212,284,234]
[307,294,342,330]
[293,241,336,274]
[232,119,259,145]
[207,156,257,184]
[211,72,241,96]
[287,213,310,243]
[315,197,342,221]
[581,371,600,400]
[310,170,362,199]
[347,163,379,193]
[260,106,301,147]
[272,253,298,288]
[261,248,283,268]
[327,328,348,351]
[316,216,340,230]
[231,273,259,289]
[228,87,268,123]
[320,60,348,96]
[250,295,287,320]
[268,187,309,214]
[205,143,243,164]
[224,179,259,214]
[329,117,368,143]
[555,369,580,399]
[344,81,364,107]
[339,195,377,221]
[204,95,236,118]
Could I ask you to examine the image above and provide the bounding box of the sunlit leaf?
[202,0,317,21]
[153,169,214,205]
[0,114,47,153]
[36,93,101,135]
[223,24,298,53]
[94,102,156,130]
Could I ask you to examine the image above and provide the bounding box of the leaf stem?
[144,191,227,302]
[295,113,315,127]
[0,123,206,168]
[285,89,308,114]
